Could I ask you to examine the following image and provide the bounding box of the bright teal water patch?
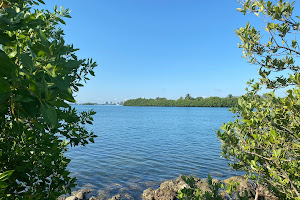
[66,106,242,198]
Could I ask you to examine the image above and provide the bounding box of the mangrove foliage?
[0,0,97,199]
[123,94,238,107]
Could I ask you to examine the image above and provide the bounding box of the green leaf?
[51,76,75,102]
[31,44,49,57]
[89,70,95,76]
[292,40,297,48]
[60,89,75,102]
[49,100,70,108]
[57,18,66,25]
[22,101,38,116]
[0,78,11,93]
[0,32,13,45]
[39,28,49,46]
[14,95,34,103]
[0,93,10,104]
[41,102,58,128]
[0,170,14,182]
[273,148,281,158]
[0,78,11,103]
[0,50,17,77]
[250,160,257,168]
[29,80,41,97]
[19,53,34,73]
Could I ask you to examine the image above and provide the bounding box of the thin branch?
[277,45,300,55]
[274,161,300,198]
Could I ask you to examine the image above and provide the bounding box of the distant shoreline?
[123,105,234,108]
[123,95,238,107]
[78,103,123,106]
[77,104,234,108]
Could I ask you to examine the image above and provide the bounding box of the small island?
[123,94,238,107]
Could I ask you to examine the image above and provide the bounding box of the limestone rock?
[65,196,77,200]
[123,193,134,200]
[57,196,67,200]
[108,194,121,200]
[75,192,84,200]
[142,175,250,200]
[224,176,254,194]
[98,189,111,200]
[70,188,93,200]
[142,175,195,200]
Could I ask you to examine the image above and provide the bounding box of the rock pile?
[59,175,276,200]
[142,175,254,200]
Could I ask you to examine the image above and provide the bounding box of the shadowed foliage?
[0,0,97,199]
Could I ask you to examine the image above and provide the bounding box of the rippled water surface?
[67,106,241,198]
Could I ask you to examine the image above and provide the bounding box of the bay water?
[67,106,242,198]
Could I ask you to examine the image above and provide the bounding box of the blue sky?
[41,0,271,103]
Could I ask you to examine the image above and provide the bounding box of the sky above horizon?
[39,0,286,103]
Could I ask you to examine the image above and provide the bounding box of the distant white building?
[116,101,124,105]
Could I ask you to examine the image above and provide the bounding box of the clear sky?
[40,0,272,103]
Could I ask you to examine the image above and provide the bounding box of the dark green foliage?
[123,95,238,107]
[0,169,14,199]
[0,0,97,199]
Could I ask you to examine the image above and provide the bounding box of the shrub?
[0,0,97,199]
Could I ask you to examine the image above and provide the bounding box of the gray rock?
[123,193,134,200]
[97,189,111,200]
[57,196,67,200]
[141,175,252,200]
[60,174,277,200]
[108,194,121,200]
[71,188,93,200]
[88,189,110,200]
[223,176,255,199]
[224,176,254,193]
[142,175,190,200]
[75,192,84,200]
[142,188,155,200]
[65,196,78,200]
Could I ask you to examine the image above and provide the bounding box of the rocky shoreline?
[59,175,275,200]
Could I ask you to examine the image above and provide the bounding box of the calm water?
[67,106,241,198]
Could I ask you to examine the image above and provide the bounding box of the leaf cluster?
[218,83,300,199]
[177,175,251,200]
[236,0,300,89]
[218,0,300,199]
[0,0,97,199]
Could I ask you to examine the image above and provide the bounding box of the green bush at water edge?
[0,0,97,199]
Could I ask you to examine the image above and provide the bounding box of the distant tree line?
[123,94,238,107]
[82,102,98,105]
